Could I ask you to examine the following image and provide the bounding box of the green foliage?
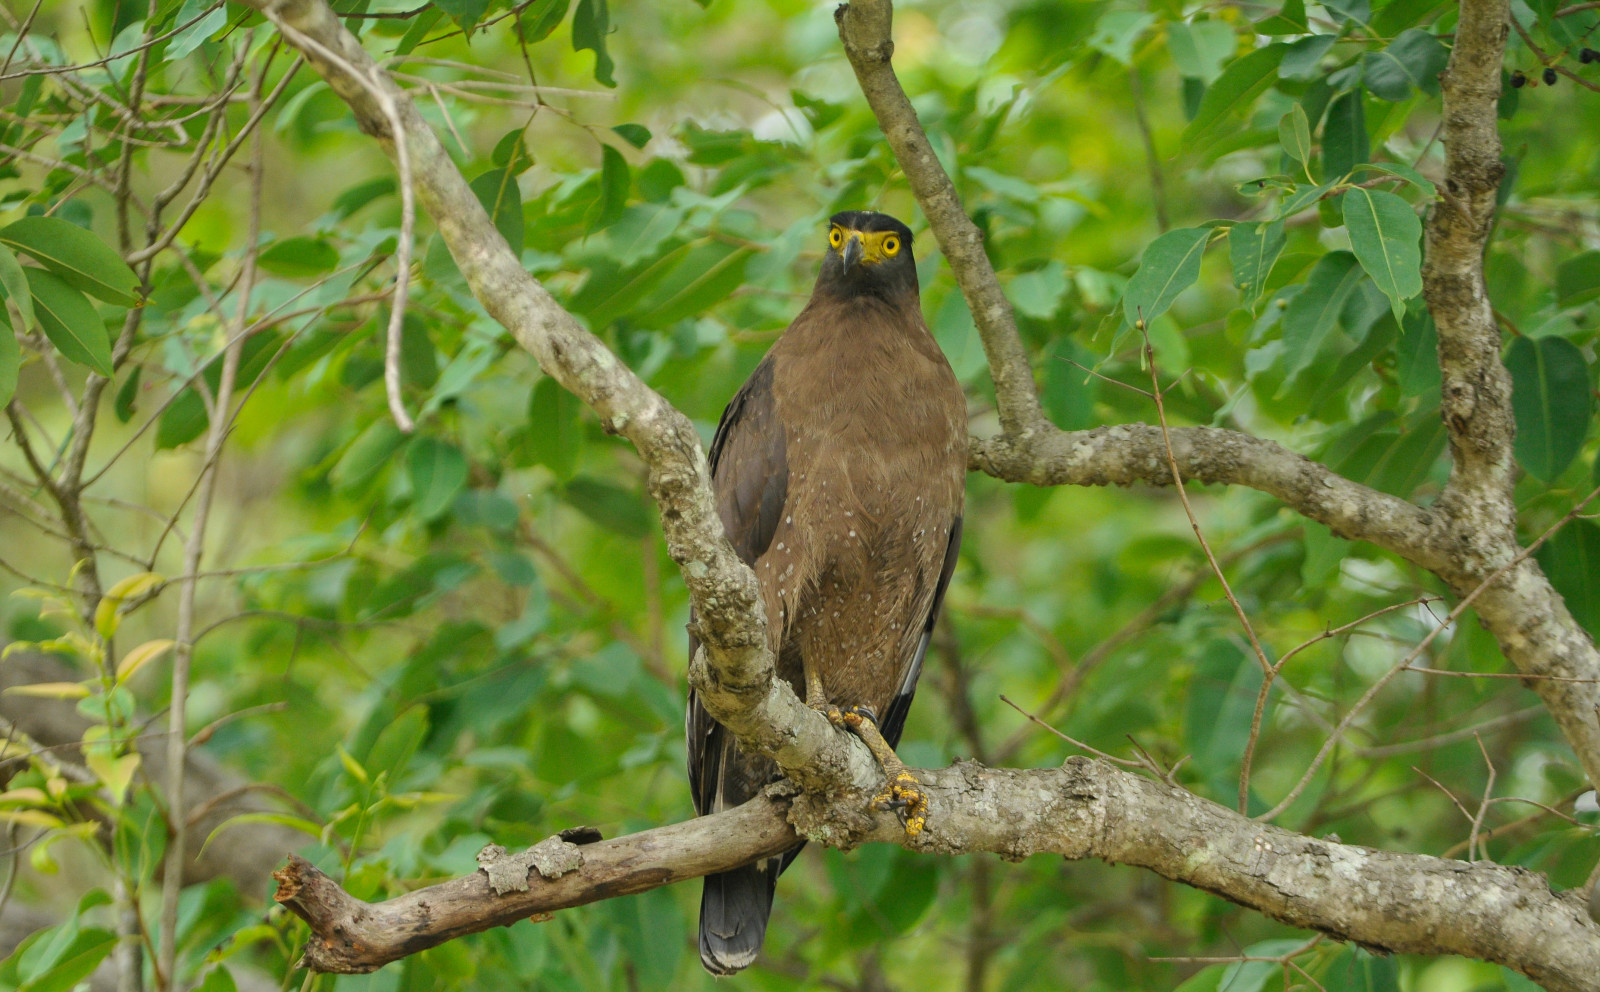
[2,0,1598,989]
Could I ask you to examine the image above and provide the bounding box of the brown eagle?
[686,210,967,974]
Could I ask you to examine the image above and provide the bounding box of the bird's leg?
[840,706,930,837]
[803,660,849,728]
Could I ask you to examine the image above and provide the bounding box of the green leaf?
[114,365,140,422]
[1088,9,1155,64]
[1362,29,1448,101]
[365,704,428,779]
[526,377,585,478]
[1009,262,1068,320]
[1182,44,1289,152]
[195,967,238,992]
[257,236,340,278]
[608,886,682,987]
[1301,521,1350,586]
[330,177,396,219]
[1323,946,1402,992]
[1279,250,1364,385]
[1324,0,1371,24]
[155,331,280,449]
[470,168,525,255]
[1279,34,1336,80]
[1322,88,1369,179]
[0,216,139,306]
[1228,220,1285,309]
[167,0,227,61]
[433,0,490,33]
[1042,337,1098,431]
[492,129,533,173]
[0,243,37,329]
[0,307,17,407]
[1122,226,1211,330]
[635,243,750,327]
[1279,104,1312,165]
[1256,0,1308,34]
[1353,160,1438,199]
[1395,306,1441,397]
[1536,521,1600,640]
[400,315,439,390]
[330,419,405,492]
[571,0,615,87]
[1556,249,1600,306]
[1506,335,1593,482]
[563,476,653,538]
[1342,187,1422,322]
[406,437,469,520]
[25,268,112,376]
[612,124,651,149]
[395,6,441,53]
[17,927,117,992]
[1372,0,1451,34]
[597,146,629,228]
[1167,21,1235,84]
[517,0,569,40]
[1276,179,1336,219]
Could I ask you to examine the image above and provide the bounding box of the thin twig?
[1258,483,1600,822]
[1139,324,1274,814]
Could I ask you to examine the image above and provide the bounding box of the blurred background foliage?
[0,0,1598,988]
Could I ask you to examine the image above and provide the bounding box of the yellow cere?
[828,226,903,264]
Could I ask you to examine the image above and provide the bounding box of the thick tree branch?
[274,760,1600,989]
[1418,0,1600,791]
[273,798,798,973]
[971,424,1448,572]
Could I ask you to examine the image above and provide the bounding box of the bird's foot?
[870,770,929,837]
[841,706,928,837]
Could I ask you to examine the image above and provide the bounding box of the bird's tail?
[698,859,779,975]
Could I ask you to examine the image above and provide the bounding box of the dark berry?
[1510,70,1527,87]
[1544,66,1558,85]
[1581,47,1598,64]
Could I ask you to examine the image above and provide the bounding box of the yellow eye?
[882,236,900,256]
[829,228,844,248]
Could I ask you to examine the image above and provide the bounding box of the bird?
[685,210,967,975]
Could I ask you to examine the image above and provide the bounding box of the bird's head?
[815,210,918,299]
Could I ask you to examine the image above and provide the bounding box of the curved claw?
[871,770,929,837]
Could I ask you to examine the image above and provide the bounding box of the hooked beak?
[841,233,864,272]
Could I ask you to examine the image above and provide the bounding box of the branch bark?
[1418,0,1600,791]
[273,762,1600,990]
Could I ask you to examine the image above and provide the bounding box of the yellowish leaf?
[94,571,164,639]
[0,787,51,806]
[85,748,140,807]
[336,744,368,784]
[116,638,174,684]
[1,809,64,829]
[3,681,91,699]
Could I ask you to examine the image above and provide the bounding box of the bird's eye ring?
[829,228,844,248]
[883,236,900,256]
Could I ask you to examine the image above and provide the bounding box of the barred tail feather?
[699,860,779,975]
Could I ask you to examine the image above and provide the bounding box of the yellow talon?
[871,770,929,837]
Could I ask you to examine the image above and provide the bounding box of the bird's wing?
[688,354,789,814]
[878,515,963,749]
[707,354,788,564]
